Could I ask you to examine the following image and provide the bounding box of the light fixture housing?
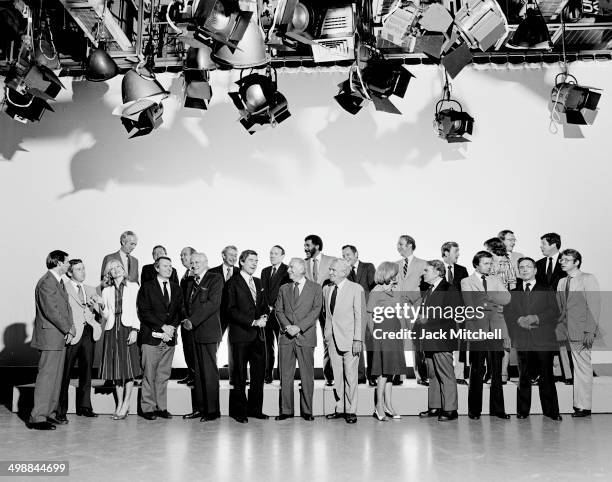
[435,99,474,142]
[506,1,552,50]
[551,74,602,125]
[183,46,217,109]
[194,0,253,50]
[454,0,509,52]
[86,43,120,82]
[228,67,291,134]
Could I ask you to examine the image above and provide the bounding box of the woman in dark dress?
[100,260,142,420]
[367,262,407,421]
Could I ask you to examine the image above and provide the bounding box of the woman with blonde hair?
[100,259,141,420]
[367,261,407,421]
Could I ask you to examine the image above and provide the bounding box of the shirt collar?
[353,260,359,270]
[524,279,536,288]
[241,271,254,283]
[70,278,83,290]
[295,277,306,288]
[49,270,62,282]
[335,278,348,289]
[404,254,414,264]
[431,277,443,290]
[157,276,170,285]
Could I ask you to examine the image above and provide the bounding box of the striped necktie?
[248,276,257,303]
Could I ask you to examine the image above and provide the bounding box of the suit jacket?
[141,264,179,285]
[556,271,600,341]
[275,279,323,347]
[505,283,559,350]
[447,263,469,291]
[261,263,291,308]
[461,272,511,340]
[419,279,463,352]
[31,271,74,351]
[225,274,269,343]
[322,280,366,352]
[348,261,376,301]
[304,253,334,285]
[101,250,139,283]
[183,271,223,344]
[64,280,102,345]
[396,256,428,306]
[136,279,183,346]
[536,255,566,290]
[209,264,240,282]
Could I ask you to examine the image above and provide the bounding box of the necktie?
[313,259,319,282]
[564,276,571,302]
[190,275,200,303]
[248,276,257,303]
[447,265,454,284]
[293,282,300,303]
[525,282,531,294]
[330,285,338,315]
[126,256,131,277]
[271,266,277,278]
[403,259,409,277]
[350,266,356,281]
[481,275,488,294]
[60,278,66,293]
[163,281,170,306]
[546,257,553,283]
[226,267,232,282]
[79,284,87,304]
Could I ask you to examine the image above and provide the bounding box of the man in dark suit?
[342,244,375,384]
[209,245,240,384]
[261,245,291,383]
[418,260,462,421]
[141,245,179,284]
[136,256,183,420]
[505,257,562,421]
[100,230,139,283]
[181,252,223,422]
[226,250,270,423]
[29,250,75,430]
[178,246,197,385]
[274,258,323,421]
[441,241,469,384]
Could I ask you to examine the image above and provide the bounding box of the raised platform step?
[12,377,612,416]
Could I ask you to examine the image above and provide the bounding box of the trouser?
[30,348,66,423]
[426,351,458,411]
[140,342,175,413]
[59,325,94,416]
[557,342,574,380]
[569,341,593,410]
[454,338,467,379]
[319,312,333,382]
[469,349,505,416]
[192,342,220,416]
[229,338,266,418]
[517,350,559,416]
[264,312,280,380]
[413,349,428,381]
[221,321,234,383]
[181,326,196,376]
[329,339,359,414]
[279,342,314,416]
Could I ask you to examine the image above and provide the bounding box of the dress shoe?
[249,413,269,420]
[156,410,173,419]
[47,416,68,425]
[76,408,98,418]
[142,412,157,420]
[564,379,574,385]
[200,414,220,422]
[112,410,129,421]
[325,380,334,387]
[517,413,529,419]
[438,410,458,421]
[419,409,440,418]
[368,379,377,387]
[384,408,401,420]
[468,413,480,420]
[547,414,563,421]
[264,378,273,384]
[187,379,195,387]
[392,379,403,386]
[494,413,511,420]
[373,409,387,422]
[457,379,468,385]
[301,414,315,421]
[275,414,294,421]
[358,378,367,384]
[233,416,248,423]
[417,379,429,387]
[28,421,56,430]
[531,376,540,385]
[572,409,591,418]
[177,376,193,385]
[183,411,203,420]
[345,414,357,424]
[326,411,344,420]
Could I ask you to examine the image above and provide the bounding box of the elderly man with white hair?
[323,258,366,424]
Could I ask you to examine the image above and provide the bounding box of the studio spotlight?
[434,76,474,143]
[86,44,120,82]
[194,0,253,50]
[550,73,602,125]
[454,0,509,52]
[210,17,269,69]
[183,46,217,109]
[228,66,290,134]
[506,0,552,50]
[2,87,54,123]
[112,68,169,138]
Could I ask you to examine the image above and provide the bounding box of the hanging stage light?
[112,67,169,137]
[434,76,474,143]
[550,73,602,125]
[210,17,270,69]
[183,46,217,109]
[228,66,290,134]
[506,0,552,50]
[193,0,253,50]
[86,44,120,82]
[454,0,509,52]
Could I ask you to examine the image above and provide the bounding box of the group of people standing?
[26,230,601,430]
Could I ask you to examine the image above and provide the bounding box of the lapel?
[51,272,69,302]
[471,273,484,291]
[66,280,85,307]
[236,273,256,306]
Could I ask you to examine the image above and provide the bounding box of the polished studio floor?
[0,406,610,481]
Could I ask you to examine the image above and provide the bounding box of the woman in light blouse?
[100,260,141,420]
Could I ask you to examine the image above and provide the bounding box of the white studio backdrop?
[1,61,611,366]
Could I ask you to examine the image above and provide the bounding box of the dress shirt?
[294,277,306,295]
[157,276,171,297]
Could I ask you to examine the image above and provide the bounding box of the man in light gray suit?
[29,250,75,430]
[323,259,365,424]
[304,234,335,384]
[275,258,323,421]
[396,235,428,385]
[100,230,139,283]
